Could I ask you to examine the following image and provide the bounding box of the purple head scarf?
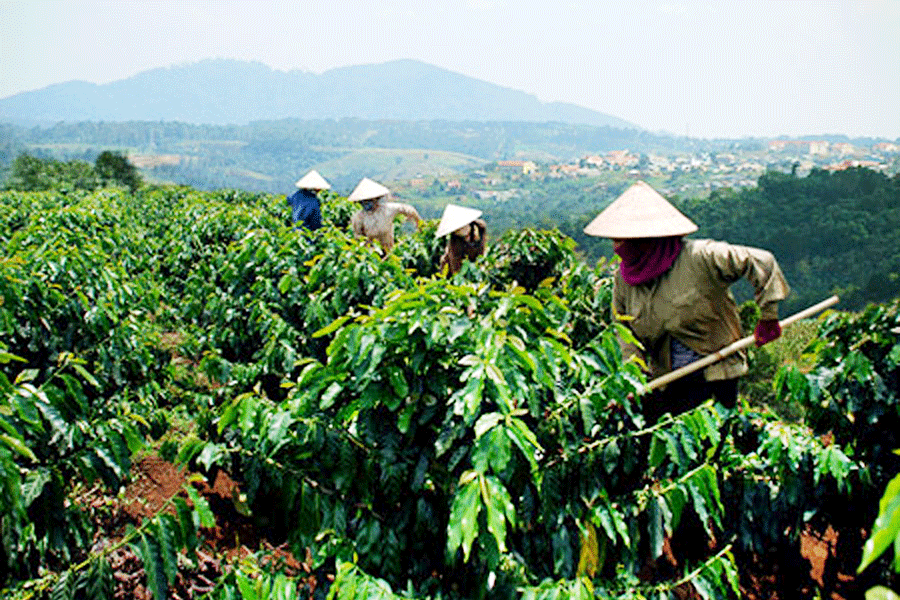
[614,236,683,285]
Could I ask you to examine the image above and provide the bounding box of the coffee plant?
[0,182,895,599]
[773,299,900,595]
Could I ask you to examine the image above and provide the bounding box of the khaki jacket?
[613,239,790,381]
[351,201,421,253]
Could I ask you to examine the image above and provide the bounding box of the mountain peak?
[0,59,638,130]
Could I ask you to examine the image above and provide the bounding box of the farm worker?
[287,170,330,231]
[349,177,422,253]
[583,180,790,421]
[436,204,487,274]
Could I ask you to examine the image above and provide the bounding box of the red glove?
[754,319,781,347]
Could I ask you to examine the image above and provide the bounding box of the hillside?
[0,118,697,193]
[0,183,897,599]
[0,58,638,129]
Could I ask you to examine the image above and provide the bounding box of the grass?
[742,318,823,421]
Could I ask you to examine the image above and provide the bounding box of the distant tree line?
[0,119,759,195]
[3,151,143,193]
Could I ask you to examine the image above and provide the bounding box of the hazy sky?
[1,0,898,139]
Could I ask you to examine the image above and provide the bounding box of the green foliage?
[486,228,580,293]
[774,299,900,591]
[1,179,896,599]
[679,168,900,313]
[4,154,99,192]
[858,468,900,599]
[776,299,900,473]
[859,471,900,574]
[741,311,821,419]
[94,151,142,192]
[0,354,147,586]
[4,152,143,194]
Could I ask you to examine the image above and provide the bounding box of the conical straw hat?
[348,177,390,202]
[583,181,697,238]
[436,204,483,238]
[295,170,331,190]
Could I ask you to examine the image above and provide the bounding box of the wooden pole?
[642,295,839,393]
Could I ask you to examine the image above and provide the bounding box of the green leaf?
[236,572,259,600]
[51,570,74,600]
[691,571,715,600]
[593,503,617,544]
[451,375,484,422]
[319,382,343,410]
[397,401,416,434]
[22,467,51,506]
[506,417,541,476]
[154,515,179,585]
[1,433,37,462]
[474,412,503,439]
[138,532,168,600]
[85,558,114,600]
[602,440,620,474]
[479,427,512,473]
[217,396,243,434]
[196,442,226,472]
[859,473,900,573]
[482,475,515,552]
[664,486,687,532]
[14,369,39,385]
[887,342,900,366]
[186,486,216,528]
[94,446,126,481]
[0,351,26,364]
[387,366,409,400]
[865,586,900,600]
[312,314,351,338]
[649,433,666,469]
[446,478,482,562]
[277,273,293,294]
[71,363,99,388]
[174,497,197,553]
[265,410,294,452]
[648,496,664,560]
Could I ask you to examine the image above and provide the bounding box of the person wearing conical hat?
[436,204,487,275]
[584,180,790,419]
[349,177,422,254]
[288,170,331,231]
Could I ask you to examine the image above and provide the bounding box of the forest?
[674,167,900,313]
[0,155,898,600]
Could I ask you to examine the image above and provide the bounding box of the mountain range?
[0,59,638,130]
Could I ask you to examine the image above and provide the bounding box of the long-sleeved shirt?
[287,189,322,231]
[613,238,790,381]
[351,201,421,253]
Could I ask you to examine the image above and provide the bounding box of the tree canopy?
[677,167,900,312]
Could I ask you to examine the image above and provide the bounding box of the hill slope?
[0,58,638,129]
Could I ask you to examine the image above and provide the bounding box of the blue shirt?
[287,189,322,231]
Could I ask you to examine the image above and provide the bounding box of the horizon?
[1,0,898,140]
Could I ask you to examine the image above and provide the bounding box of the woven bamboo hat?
[295,170,331,190]
[436,204,483,238]
[348,177,390,202]
[583,180,697,239]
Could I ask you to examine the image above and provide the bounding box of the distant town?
[400,139,900,201]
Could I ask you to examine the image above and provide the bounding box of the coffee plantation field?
[0,183,898,599]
